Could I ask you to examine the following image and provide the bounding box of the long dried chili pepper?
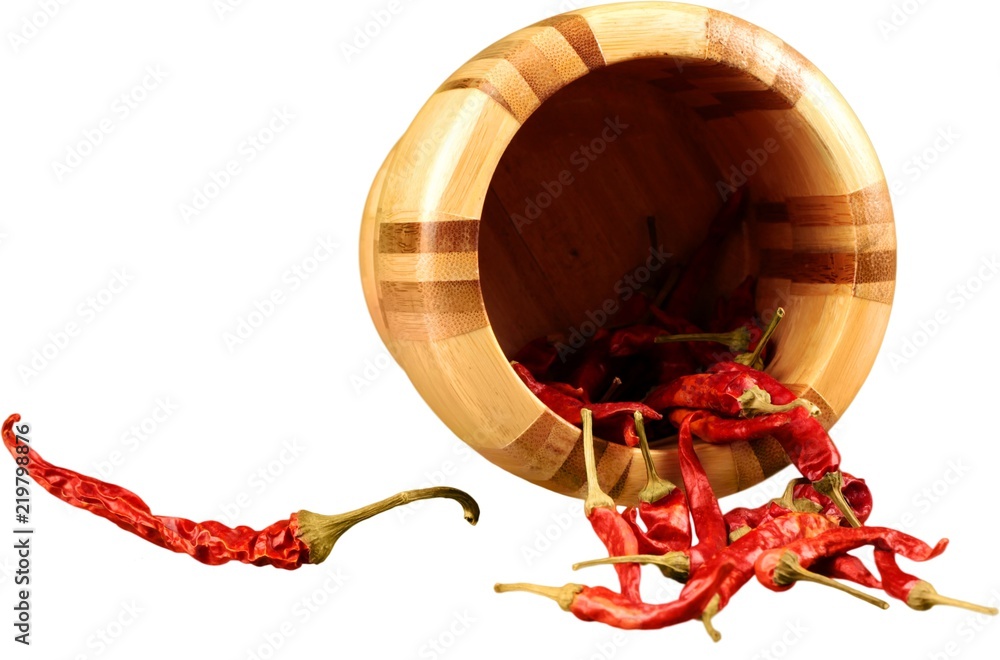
[493,562,734,630]
[622,412,691,555]
[754,526,949,607]
[873,549,998,615]
[668,405,811,443]
[644,371,817,419]
[677,412,727,569]
[813,553,882,590]
[2,414,478,569]
[580,409,642,601]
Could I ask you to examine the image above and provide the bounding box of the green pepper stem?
[573,552,690,582]
[775,552,888,609]
[654,327,752,353]
[701,594,723,643]
[296,487,479,564]
[770,477,811,511]
[582,409,615,516]
[494,583,582,611]
[738,387,821,418]
[735,308,785,369]
[634,411,676,503]
[813,471,862,528]
[907,582,999,615]
[599,377,623,403]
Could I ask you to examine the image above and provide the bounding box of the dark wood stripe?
[608,455,632,500]
[773,44,808,106]
[756,202,790,223]
[378,220,479,254]
[760,250,856,284]
[548,433,603,494]
[714,90,795,112]
[379,280,483,314]
[787,385,839,430]
[749,437,790,478]
[540,14,605,71]
[695,104,735,121]
[505,40,564,103]
[787,195,854,226]
[437,78,515,119]
[731,441,766,491]
[500,413,566,478]
[849,181,893,226]
[650,76,697,94]
[856,250,896,284]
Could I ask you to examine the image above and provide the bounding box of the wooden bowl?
[359,2,895,504]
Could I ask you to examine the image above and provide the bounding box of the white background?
[1,1,998,658]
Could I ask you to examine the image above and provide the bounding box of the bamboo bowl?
[359,2,895,505]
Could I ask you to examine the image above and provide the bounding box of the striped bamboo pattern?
[359,3,895,504]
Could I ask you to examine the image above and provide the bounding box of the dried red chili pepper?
[512,336,559,378]
[708,275,758,333]
[810,553,881,589]
[754,526,950,606]
[2,414,478,570]
[494,562,734,630]
[513,361,585,422]
[644,371,816,419]
[580,409,642,601]
[874,549,998,614]
[677,412,727,570]
[668,405,810,443]
[622,412,691,555]
[568,330,612,401]
[793,473,873,524]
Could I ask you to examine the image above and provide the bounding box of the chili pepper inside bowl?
[359,2,895,505]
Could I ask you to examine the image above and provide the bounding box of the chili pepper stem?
[907,582,999,615]
[493,583,582,611]
[654,327,752,353]
[738,387,821,418]
[770,478,820,513]
[774,552,889,609]
[599,377,623,403]
[581,409,616,516]
[735,308,785,369]
[634,412,677,503]
[813,471,863,528]
[296,487,480,564]
[573,552,691,582]
[729,525,752,543]
[701,594,723,643]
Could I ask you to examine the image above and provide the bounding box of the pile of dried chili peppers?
[2,414,478,570]
[496,191,997,639]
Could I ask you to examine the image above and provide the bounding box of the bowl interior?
[479,56,827,417]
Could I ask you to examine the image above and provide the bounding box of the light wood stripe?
[377,253,478,283]
[378,220,479,254]
[849,181,893,225]
[380,280,483,313]
[731,441,766,491]
[504,40,565,103]
[437,77,515,119]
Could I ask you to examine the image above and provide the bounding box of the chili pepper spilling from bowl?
[2,414,478,570]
